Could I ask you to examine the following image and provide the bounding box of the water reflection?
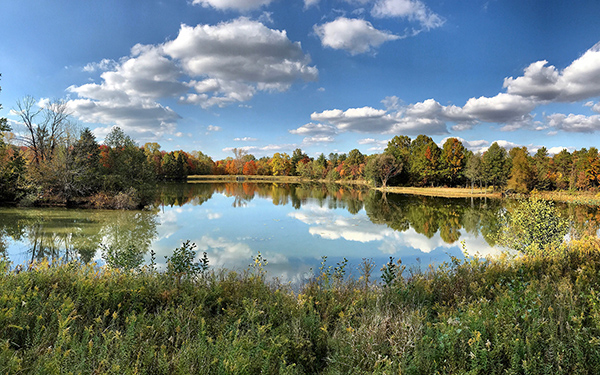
[0,208,157,265]
[2,182,599,282]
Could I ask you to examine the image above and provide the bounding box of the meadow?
[2,236,600,374]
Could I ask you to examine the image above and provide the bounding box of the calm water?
[1,182,599,282]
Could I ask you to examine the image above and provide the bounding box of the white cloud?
[585,101,600,113]
[207,125,222,132]
[191,0,274,11]
[304,0,320,9]
[234,137,258,141]
[83,58,118,73]
[311,106,397,132]
[358,137,389,151]
[313,17,400,55]
[163,19,317,93]
[67,18,317,140]
[462,93,537,124]
[371,0,445,30]
[303,135,335,144]
[546,113,600,133]
[289,122,337,135]
[504,42,600,102]
[223,143,298,156]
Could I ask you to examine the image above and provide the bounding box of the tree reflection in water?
[1,182,599,267]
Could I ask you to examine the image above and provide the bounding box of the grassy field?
[2,238,600,374]
[380,186,500,198]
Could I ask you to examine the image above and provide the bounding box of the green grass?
[2,238,600,374]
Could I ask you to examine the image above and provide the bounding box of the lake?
[1,182,598,283]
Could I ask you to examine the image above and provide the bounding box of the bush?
[498,198,568,254]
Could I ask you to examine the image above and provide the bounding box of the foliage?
[4,238,600,373]
[482,142,509,190]
[440,137,467,185]
[165,240,209,283]
[365,153,402,187]
[507,146,532,193]
[498,198,568,254]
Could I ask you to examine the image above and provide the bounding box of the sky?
[2,0,600,160]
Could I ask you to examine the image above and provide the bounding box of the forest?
[2,91,600,208]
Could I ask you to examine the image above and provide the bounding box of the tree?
[270,153,291,176]
[231,148,247,175]
[410,135,440,186]
[365,153,403,188]
[290,148,308,176]
[498,198,568,255]
[551,149,572,190]
[71,128,101,196]
[482,142,509,190]
[0,74,26,202]
[465,152,483,190]
[507,147,532,193]
[385,135,411,185]
[243,160,258,175]
[14,96,70,164]
[440,138,466,186]
[532,147,551,190]
[105,126,135,149]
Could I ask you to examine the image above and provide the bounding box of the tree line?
[2,90,600,208]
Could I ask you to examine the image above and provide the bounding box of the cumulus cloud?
[311,106,397,132]
[504,42,600,102]
[310,99,453,135]
[207,125,222,132]
[313,17,400,55]
[191,0,274,11]
[461,93,537,124]
[307,41,600,135]
[289,122,337,135]
[546,113,600,133]
[67,18,317,140]
[371,0,445,30]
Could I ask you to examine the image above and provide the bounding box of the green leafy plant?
[498,198,568,255]
[165,240,209,283]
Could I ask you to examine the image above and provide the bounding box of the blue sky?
[2,0,600,159]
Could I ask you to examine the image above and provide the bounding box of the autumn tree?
[231,148,247,175]
[440,138,467,186]
[507,147,532,193]
[365,153,403,188]
[551,149,572,190]
[243,160,258,175]
[410,135,440,186]
[270,153,291,176]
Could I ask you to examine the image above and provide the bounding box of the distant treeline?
[2,94,600,208]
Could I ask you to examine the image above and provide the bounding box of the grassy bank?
[380,186,500,198]
[3,238,600,374]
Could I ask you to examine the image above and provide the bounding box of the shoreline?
[188,175,600,204]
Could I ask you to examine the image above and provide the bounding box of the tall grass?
[2,238,600,373]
